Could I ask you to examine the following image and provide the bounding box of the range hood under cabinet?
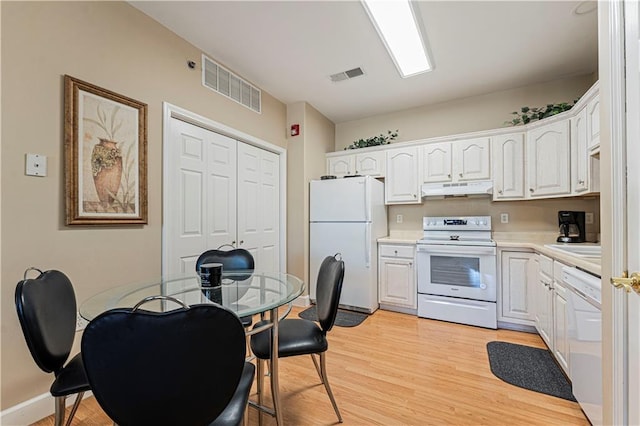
[421,180,493,197]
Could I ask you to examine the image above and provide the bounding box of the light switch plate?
[26,153,47,177]
[500,213,509,224]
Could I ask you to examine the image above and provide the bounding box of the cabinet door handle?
[447,174,451,178]
[459,173,463,177]
[394,250,398,255]
[498,189,503,194]
[529,188,534,193]
[413,194,417,198]
[578,179,585,184]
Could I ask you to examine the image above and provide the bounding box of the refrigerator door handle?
[364,178,371,222]
[365,223,371,268]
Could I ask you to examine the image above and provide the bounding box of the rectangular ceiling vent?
[202,54,261,113]
[329,67,365,82]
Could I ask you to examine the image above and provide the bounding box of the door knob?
[610,272,640,294]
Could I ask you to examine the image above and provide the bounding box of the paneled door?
[237,143,280,272]
[165,117,280,279]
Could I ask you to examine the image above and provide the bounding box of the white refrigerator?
[309,176,387,313]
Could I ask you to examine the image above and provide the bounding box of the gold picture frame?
[64,75,147,225]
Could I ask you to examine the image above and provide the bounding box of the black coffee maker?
[557,211,586,243]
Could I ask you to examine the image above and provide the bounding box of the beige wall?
[286,102,306,284]
[1,1,287,409]
[335,74,597,150]
[286,102,334,290]
[389,196,600,241]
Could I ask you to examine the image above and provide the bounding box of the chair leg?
[65,391,84,426]
[310,354,322,382]
[256,359,264,426]
[54,396,66,426]
[319,352,343,423]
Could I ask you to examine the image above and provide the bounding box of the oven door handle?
[416,244,496,256]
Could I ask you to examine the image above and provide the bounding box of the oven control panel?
[423,216,491,231]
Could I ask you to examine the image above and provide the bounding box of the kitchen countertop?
[378,231,423,244]
[378,231,601,276]
[495,239,601,277]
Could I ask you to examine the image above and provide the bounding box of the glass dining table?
[80,270,304,426]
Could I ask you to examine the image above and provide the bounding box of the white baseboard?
[0,391,93,426]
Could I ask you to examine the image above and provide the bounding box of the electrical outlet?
[76,311,88,332]
[500,213,509,224]
[585,212,594,224]
[396,214,403,224]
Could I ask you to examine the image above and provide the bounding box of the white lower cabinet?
[499,250,536,325]
[534,254,554,348]
[378,243,416,312]
[552,261,570,375]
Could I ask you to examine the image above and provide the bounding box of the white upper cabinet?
[385,146,420,204]
[421,142,452,183]
[325,82,598,201]
[454,137,491,181]
[420,137,490,184]
[571,107,589,194]
[526,120,571,197]
[327,155,354,177]
[355,151,385,176]
[492,133,525,200]
[587,96,600,151]
[327,151,385,177]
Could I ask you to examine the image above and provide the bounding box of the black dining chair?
[250,254,345,423]
[196,247,255,327]
[14,268,91,426]
[81,296,255,426]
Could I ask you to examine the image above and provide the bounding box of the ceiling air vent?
[329,67,365,82]
[202,54,261,113]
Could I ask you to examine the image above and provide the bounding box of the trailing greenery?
[505,100,579,126]
[345,130,399,150]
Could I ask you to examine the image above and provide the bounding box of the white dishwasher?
[562,266,602,426]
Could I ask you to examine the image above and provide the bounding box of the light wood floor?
[32,306,588,426]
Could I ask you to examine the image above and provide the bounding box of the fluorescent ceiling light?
[362,0,432,78]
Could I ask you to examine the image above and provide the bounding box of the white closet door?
[166,118,280,280]
[206,133,238,251]
[166,119,209,277]
[237,142,280,272]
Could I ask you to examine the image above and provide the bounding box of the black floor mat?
[487,341,576,401]
[298,305,368,327]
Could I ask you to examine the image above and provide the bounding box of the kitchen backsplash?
[388,196,601,243]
